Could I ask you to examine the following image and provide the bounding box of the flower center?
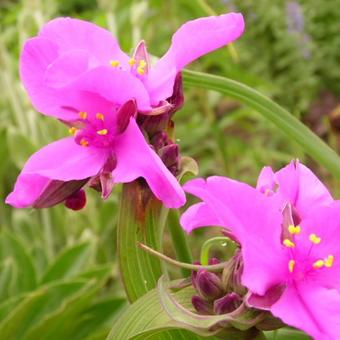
[69,111,115,148]
[109,58,148,77]
[282,224,334,279]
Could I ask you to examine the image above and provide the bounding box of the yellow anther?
[325,255,334,268]
[96,113,105,121]
[288,260,295,273]
[137,66,145,75]
[288,225,301,235]
[68,127,77,135]
[309,233,321,245]
[97,129,108,136]
[128,58,136,66]
[80,139,89,147]
[283,239,295,248]
[110,60,120,67]
[139,59,147,68]
[79,111,87,120]
[313,259,325,269]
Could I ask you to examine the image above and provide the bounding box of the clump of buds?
[190,251,285,337]
[191,257,242,316]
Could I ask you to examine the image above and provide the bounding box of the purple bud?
[213,292,242,314]
[191,295,213,315]
[167,72,184,113]
[151,131,170,151]
[195,270,224,301]
[208,257,220,265]
[116,99,137,134]
[159,144,179,173]
[65,189,86,211]
[33,179,88,208]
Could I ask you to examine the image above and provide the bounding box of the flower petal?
[180,202,221,233]
[6,138,108,208]
[270,282,340,340]
[146,13,245,104]
[112,119,185,208]
[39,17,129,66]
[16,137,108,180]
[298,202,340,290]
[272,161,333,217]
[182,176,287,295]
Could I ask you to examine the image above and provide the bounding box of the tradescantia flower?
[180,164,340,339]
[6,13,245,209]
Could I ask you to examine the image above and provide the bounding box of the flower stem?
[167,209,193,277]
[200,236,230,265]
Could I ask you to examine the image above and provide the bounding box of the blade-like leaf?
[265,328,310,339]
[40,242,93,284]
[117,182,164,302]
[0,280,88,338]
[183,70,340,178]
[0,231,37,293]
[107,283,215,340]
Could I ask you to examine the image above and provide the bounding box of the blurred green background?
[0,0,339,339]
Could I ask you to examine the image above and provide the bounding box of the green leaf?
[108,283,215,340]
[40,242,93,284]
[0,258,14,300]
[183,70,340,179]
[25,279,108,340]
[117,182,164,302]
[265,328,311,339]
[0,280,88,338]
[0,231,37,294]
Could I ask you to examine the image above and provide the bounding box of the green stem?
[183,70,340,179]
[200,237,230,265]
[138,243,227,272]
[167,209,193,277]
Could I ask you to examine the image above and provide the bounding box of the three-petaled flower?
[6,13,244,209]
[181,162,340,340]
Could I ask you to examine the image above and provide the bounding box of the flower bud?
[214,292,242,314]
[159,144,179,175]
[194,270,224,301]
[65,189,86,210]
[191,295,213,315]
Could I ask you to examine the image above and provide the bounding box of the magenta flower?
[6,13,244,209]
[257,160,333,219]
[181,166,340,339]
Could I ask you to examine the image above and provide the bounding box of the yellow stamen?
[139,59,147,68]
[68,127,77,135]
[80,139,89,147]
[128,58,136,66]
[325,255,334,268]
[288,225,301,235]
[137,66,145,75]
[110,60,120,67]
[79,111,87,120]
[97,129,108,136]
[283,239,295,248]
[313,259,325,269]
[288,260,295,273]
[309,233,321,245]
[96,113,105,121]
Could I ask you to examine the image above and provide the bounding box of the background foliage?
[0,0,339,338]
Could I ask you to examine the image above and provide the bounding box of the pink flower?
[181,164,340,339]
[257,160,333,219]
[6,13,244,209]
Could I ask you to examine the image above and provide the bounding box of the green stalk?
[167,209,193,277]
[183,70,340,178]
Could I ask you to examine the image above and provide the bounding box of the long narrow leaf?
[183,70,340,178]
